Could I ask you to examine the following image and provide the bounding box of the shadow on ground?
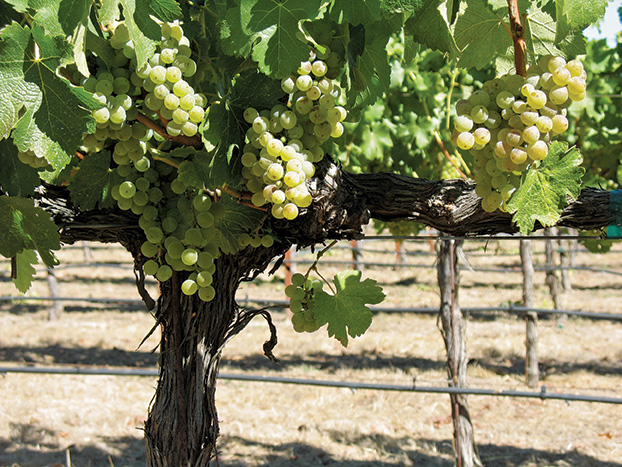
[0,422,145,467]
[213,433,622,467]
[0,343,158,367]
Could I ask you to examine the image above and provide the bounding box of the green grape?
[470,105,488,124]
[454,115,474,132]
[93,107,110,124]
[181,248,198,265]
[289,299,303,313]
[549,85,569,105]
[164,93,180,110]
[510,147,528,164]
[567,77,587,95]
[172,108,189,124]
[173,80,192,97]
[145,226,163,244]
[198,285,216,302]
[281,76,296,93]
[179,94,195,111]
[149,66,167,85]
[527,140,548,161]
[189,106,205,123]
[473,127,491,145]
[291,273,305,287]
[285,285,305,300]
[181,278,198,295]
[143,259,159,276]
[266,163,284,181]
[552,66,571,86]
[261,235,274,247]
[551,115,568,134]
[118,181,136,199]
[291,312,306,332]
[181,121,198,137]
[283,203,299,220]
[526,90,547,109]
[522,125,540,145]
[283,171,301,187]
[295,96,313,115]
[311,60,327,77]
[456,132,475,150]
[156,264,173,281]
[196,271,213,288]
[141,241,160,258]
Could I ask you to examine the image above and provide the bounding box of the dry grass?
[1,238,622,466]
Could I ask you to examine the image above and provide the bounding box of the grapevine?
[454,55,588,212]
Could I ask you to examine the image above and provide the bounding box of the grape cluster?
[454,55,587,212]
[286,273,323,333]
[18,150,49,169]
[71,19,275,303]
[241,46,347,220]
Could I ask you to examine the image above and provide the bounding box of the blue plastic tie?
[608,190,622,238]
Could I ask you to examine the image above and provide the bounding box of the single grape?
[567,77,587,95]
[181,279,198,295]
[149,66,167,85]
[198,285,216,302]
[549,85,569,105]
[189,106,205,123]
[565,59,584,77]
[456,132,475,150]
[551,114,569,134]
[552,66,571,86]
[547,56,566,73]
[143,259,159,276]
[296,75,313,92]
[283,203,299,220]
[156,265,173,282]
[454,115,474,132]
[473,127,491,145]
[118,181,136,199]
[527,140,548,161]
[522,125,540,145]
[510,147,528,164]
[281,76,296,93]
[470,105,489,124]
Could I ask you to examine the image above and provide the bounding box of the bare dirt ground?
[1,236,622,467]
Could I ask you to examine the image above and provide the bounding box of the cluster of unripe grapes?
[18,150,49,169]
[71,20,275,302]
[241,46,347,220]
[454,55,587,212]
[286,273,323,333]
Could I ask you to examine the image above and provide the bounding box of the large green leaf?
[506,142,585,234]
[314,270,385,347]
[0,23,101,169]
[0,195,60,266]
[453,0,512,69]
[404,0,458,55]
[0,139,41,197]
[240,0,323,78]
[67,150,121,210]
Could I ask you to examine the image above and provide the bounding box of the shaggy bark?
[33,160,616,465]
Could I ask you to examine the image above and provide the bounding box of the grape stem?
[221,185,251,200]
[135,112,202,149]
[433,130,468,179]
[152,155,180,168]
[507,0,527,77]
[305,240,338,294]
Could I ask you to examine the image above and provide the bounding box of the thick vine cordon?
[454,56,587,212]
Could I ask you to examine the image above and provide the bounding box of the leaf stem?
[152,155,180,168]
[306,240,338,294]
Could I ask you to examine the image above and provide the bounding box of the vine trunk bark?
[437,239,483,467]
[143,249,285,466]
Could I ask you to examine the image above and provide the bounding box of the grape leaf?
[0,138,41,197]
[506,142,584,234]
[557,0,609,29]
[314,270,385,346]
[240,0,323,78]
[67,150,121,210]
[98,0,181,67]
[453,0,513,69]
[329,0,382,25]
[0,195,60,266]
[228,69,284,112]
[404,0,458,56]
[0,23,101,169]
[176,146,241,191]
[346,20,393,110]
[525,8,563,57]
[210,194,267,255]
[13,248,38,293]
